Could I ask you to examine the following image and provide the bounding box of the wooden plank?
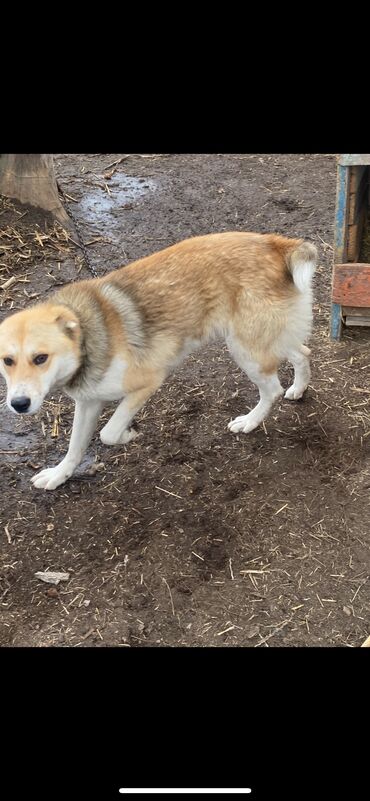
[334,165,350,263]
[348,166,368,225]
[349,165,367,197]
[342,306,370,316]
[345,316,370,326]
[347,164,368,261]
[347,202,368,261]
[339,155,370,166]
[332,263,370,306]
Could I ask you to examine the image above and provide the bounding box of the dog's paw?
[31,465,72,490]
[100,425,139,446]
[228,414,261,434]
[284,384,306,401]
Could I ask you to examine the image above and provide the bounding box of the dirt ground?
[0,153,369,648]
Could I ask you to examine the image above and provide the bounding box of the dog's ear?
[55,313,79,338]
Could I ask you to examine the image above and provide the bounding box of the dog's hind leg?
[31,399,104,490]
[284,344,311,400]
[227,335,284,434]
[100,370,165,446]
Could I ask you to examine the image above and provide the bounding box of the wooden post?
[0,154,71,228]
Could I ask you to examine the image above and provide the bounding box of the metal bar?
[331,302,343,340]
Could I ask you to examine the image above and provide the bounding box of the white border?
[119,790,252,795]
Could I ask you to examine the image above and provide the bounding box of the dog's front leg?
[100,381,162,446]
[31,400,103,490]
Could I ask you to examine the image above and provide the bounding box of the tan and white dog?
[0,232,317,490]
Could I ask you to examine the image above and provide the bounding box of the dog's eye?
[33,354,48,366]
[4,357,14,367]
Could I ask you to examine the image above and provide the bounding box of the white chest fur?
[67,356,128,402]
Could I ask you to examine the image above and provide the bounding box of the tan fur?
[104,232,299,350]
[0,231,317,490]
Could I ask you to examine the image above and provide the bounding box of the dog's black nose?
[11,396,31,413]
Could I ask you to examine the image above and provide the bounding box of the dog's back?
[99,231,317,363]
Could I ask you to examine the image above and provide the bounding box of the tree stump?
[0,154,71,228]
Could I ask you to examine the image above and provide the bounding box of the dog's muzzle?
[11,396,31,413]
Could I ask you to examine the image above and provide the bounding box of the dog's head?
[0,304,81,414]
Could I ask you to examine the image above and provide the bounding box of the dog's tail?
[286,240,318,293]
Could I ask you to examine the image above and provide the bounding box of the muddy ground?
[0,153,369,647]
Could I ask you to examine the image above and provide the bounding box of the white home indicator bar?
[119,791,252,795]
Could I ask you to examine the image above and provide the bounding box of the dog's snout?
[11,396,31,413]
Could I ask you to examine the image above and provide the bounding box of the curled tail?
[287,241,317,293]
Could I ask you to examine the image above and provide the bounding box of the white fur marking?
[292,260,315,293]
[80,356,127,402]
[100,424,139,446]
[284,349,311,400]
[226,336,284,434]
[31,400,103,490]
[228,373,283,433]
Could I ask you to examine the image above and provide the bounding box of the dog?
[0,231,317,490]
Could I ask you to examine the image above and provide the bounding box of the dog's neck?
[53,285,111,393]
[63,321,89,391]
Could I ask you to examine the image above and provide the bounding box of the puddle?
[0,425,40,464]
[0,405,52,465]
[77,174,157,228]
[0,406,101,476]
